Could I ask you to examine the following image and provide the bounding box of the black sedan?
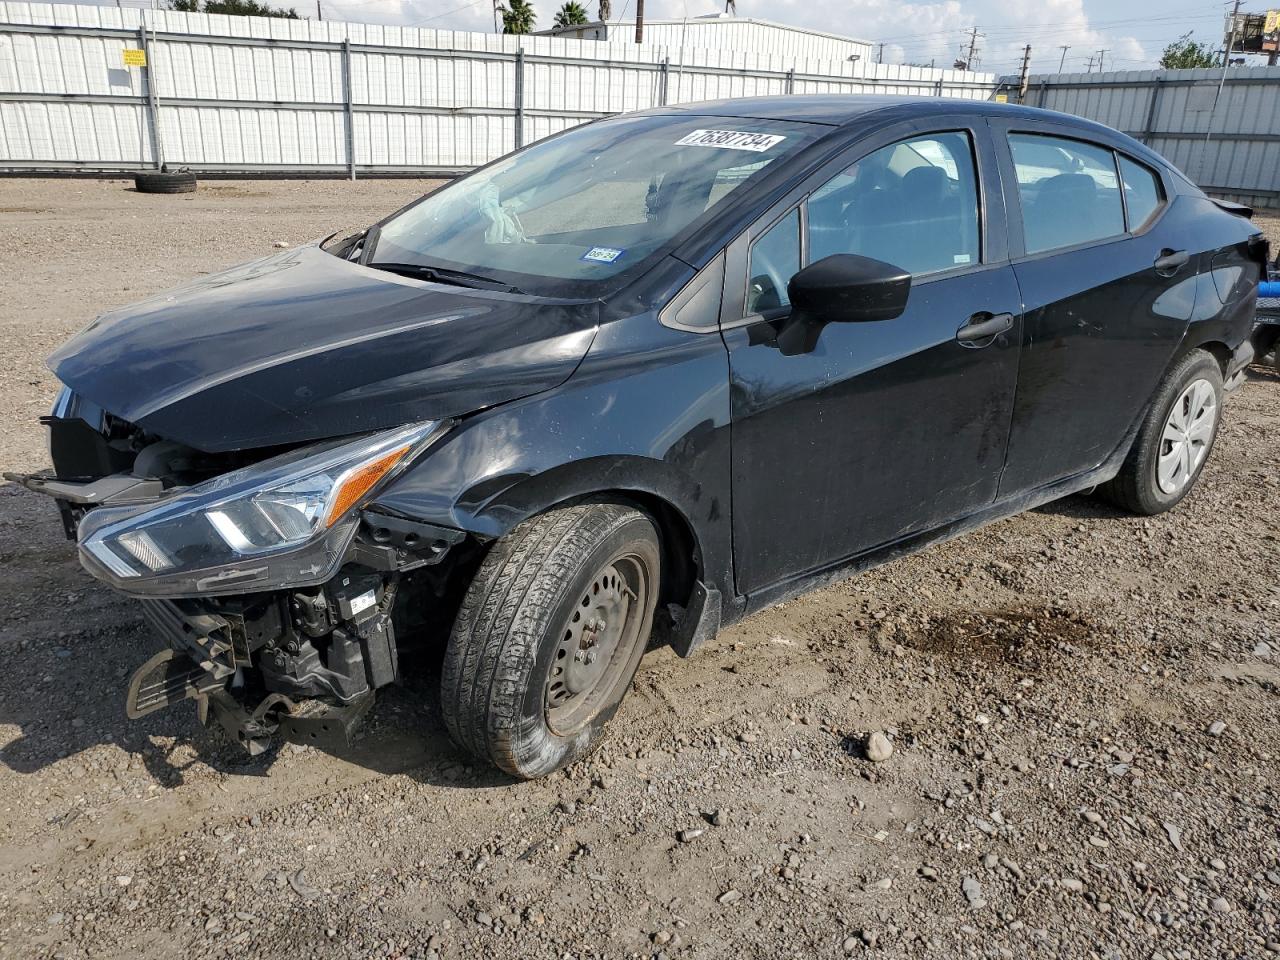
[15,96,1264,778]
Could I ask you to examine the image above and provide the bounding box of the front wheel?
[1097,349,1223,515]
[440,503,660,779]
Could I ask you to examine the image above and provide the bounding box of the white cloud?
[314,0,1157,71]
[91,0,1166,69]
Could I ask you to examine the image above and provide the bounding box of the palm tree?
[554,1,589,28]
[598,0,611,21]
[500,0,536,34]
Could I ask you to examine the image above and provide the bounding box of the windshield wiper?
[368,261,522,294]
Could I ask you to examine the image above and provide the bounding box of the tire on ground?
[133,169,198,195]
[1096,348,1223,515]
[440,502,661,779]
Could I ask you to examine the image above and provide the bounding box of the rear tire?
[1096,350,1223,515]
[440,503,660,779]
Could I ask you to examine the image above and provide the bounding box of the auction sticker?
[675,129,786,152]
[581,246,624,263]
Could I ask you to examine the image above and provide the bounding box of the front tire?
[1097,349,1223,515]
[441,503,660,779]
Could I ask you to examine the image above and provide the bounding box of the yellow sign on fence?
[1266,9,1280,34]
[122,48,146,67]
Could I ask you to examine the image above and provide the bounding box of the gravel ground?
[0,178,1278,960]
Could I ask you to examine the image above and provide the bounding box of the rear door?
[722,118,1025,596]
[990,120,1198,493]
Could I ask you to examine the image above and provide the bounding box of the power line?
[869,4,1217,44]
[405,0,492,27]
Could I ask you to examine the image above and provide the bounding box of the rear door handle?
[956,312,1014,344]
[1154,249,1190,276]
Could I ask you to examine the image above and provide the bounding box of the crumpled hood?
[48,245,598,452]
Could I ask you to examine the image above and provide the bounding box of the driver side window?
[808,131,980,276]
[746,207,800,317]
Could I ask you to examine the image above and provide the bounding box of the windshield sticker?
[675,129,787,152]
[581,246,625,264]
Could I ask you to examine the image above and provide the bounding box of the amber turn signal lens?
[324,445,411,528]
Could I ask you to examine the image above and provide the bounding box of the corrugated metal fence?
[1020,66,1280,209]
[0,1,996,176]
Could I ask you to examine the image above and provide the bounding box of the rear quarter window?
[1118,154,1165,231]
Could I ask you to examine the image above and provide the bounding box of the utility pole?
[635,0,644,43]
[1220,0,1241,65]
[965,26,981,70]
[315,0,322,21]
[1085,54,1096,72]
[1202,0,1243,178]
[877,42,885,64]
[493,0,502,32]
[1018,44,1032,102]
[1058,45,1069,72]
[1096,48,1108,72]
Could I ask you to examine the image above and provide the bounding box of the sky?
[67,0,1246,72]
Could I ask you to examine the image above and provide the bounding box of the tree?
[169,0,299,17]
[554,2,589,28]
[598,0,611,21]
[1159,32,1217,69]
[500,0,536,34]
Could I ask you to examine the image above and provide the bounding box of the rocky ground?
[0,178,1277,960]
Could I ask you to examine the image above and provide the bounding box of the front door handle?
[956,312,1014,344]
[1154,248,1190,277]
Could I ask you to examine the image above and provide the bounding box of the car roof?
[647,94,1093,130]
[641,95,1171,170]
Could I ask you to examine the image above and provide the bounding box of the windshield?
[369,114,822,295]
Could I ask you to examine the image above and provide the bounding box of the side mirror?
[787,254,911,323]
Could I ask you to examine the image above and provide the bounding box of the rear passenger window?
[1009,134,1124,254]
[808,132,980,276]
[1118,154,1164,231]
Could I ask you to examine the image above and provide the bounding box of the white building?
[537,14,873,64]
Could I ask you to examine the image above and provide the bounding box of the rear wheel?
[440,503,660,779]
[1097,350,1222,515]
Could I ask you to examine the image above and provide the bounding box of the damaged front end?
[10,391,468,754]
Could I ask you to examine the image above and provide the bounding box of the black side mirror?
[788,254,911,324]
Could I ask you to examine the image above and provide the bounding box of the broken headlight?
[77,420,449,597]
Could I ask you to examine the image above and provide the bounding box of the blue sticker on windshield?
[581,246,624,264]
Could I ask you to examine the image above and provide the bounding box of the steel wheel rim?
[1156,377,1217,495]
[545,553,650,736]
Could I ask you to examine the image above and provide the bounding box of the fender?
[1169,232,1261,380]
[370,309,737,648]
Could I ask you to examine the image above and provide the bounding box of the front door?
[724,122,1024,596]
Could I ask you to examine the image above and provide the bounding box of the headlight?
[77,420,449,597]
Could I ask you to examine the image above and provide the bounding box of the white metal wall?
[1023,66,1280,208]
[0,1,996,175]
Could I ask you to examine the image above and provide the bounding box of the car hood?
[48,245,599,452]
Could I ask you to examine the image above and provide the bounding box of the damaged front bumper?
[103,513,461,754]
[125,580,396,754]
[13,400,470,753]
